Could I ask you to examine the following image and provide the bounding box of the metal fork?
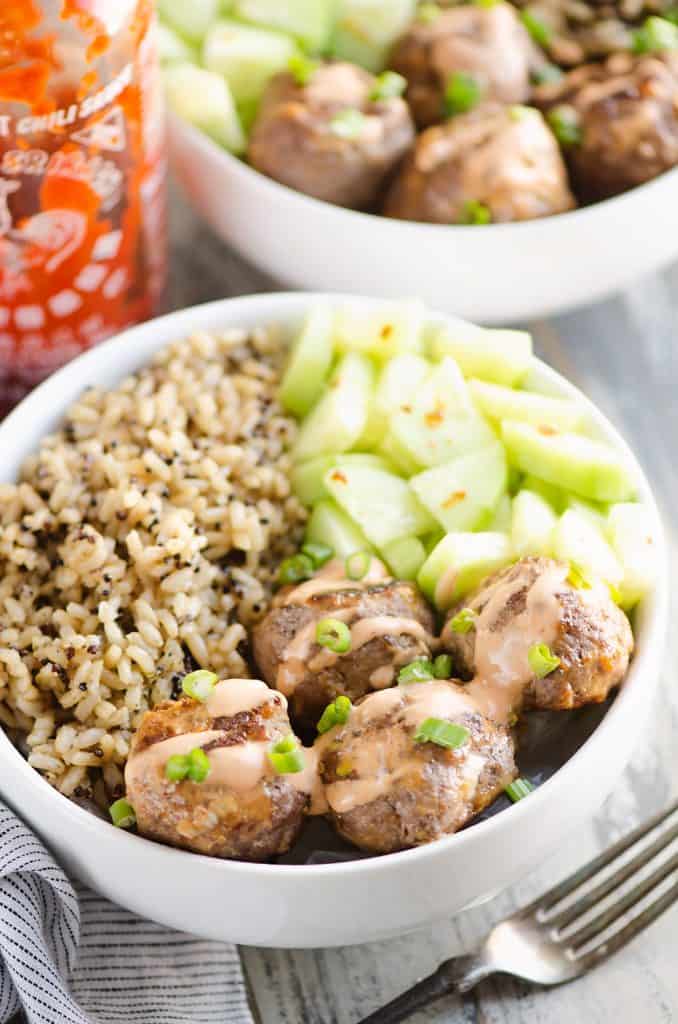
[358,798,678,1024]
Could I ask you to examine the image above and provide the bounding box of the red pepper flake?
[330,470,347,484]
[442,490,467,508]
[380,323,394,341]
[400,403,413,414]
[424,402,445,428]
[538,424,558,436]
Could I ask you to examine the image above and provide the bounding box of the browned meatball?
[441,556,634,717]
[252,558,436,733]
[384,102,575,223]
[316,681,517,853]
[247,62,415,209]
[533,52,678,200]
[390,4,536,128]
[125,678,312,861]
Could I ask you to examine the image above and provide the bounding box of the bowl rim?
[0,291,668,883]
[170,110,678,237]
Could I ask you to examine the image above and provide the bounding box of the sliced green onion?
[531,63,563,86]
[433,654,453,679]
[165,754,189,782]
[665,7,678,25]
[278,552,314,586]
[417,2,441,23]
[521,10,552,47]
[186,747,211,783]
[181,669,218,702]
[505,777,535,802]
[370,70,407,102]
[330,108,366,139]
[632,15,678,53]
[449,608,477,634]
[301,542,334,569]
[567,563,592,590]
[316,618,352,653]
[444,71,483,116]
[414,718,470,749]
[288,54,320,85]
[317,694,353,734]
[458,200,491,226]
[547,105,582,146]
[109,798,136,829]
[345,551,370,581]
[269,735,305,774]
[528,642,561,679]
[398,658,435,685]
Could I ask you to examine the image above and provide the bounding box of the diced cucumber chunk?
[564,494,608,530]
[232,0,337,53]
[552,510,623,587]
[385,356,494,470]
[332,0,417,71]
[511,489,557,557]
[359,353,430,449]
[418,532,514,609]
[334,301,426,362]
[291,453,396,505]
[488,493,512,533]
[306,500,373,559]
[381,536,427,581]
[203,19,299,108]
[158,23,197,64]
[502,420,636,504]
[163,64,246,153]
[430,319,533,387]
[410,442,507,533]
[606,503,659,609]
[158,0,220,43]
[469,379,585,433]
[280,306,335,417]
[377,430,421,477]
[324,463,435,548]
[522,474,567,513]
[293,353,373,462]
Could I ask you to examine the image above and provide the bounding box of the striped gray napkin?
[0,803,254,1024]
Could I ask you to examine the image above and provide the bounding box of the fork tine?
[576,875,678,972]
[565,849,678,951]
[520,797,678,918]
[547,818,678,932]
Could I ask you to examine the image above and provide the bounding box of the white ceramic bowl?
[169,113,678,325]
[0,292,667,948]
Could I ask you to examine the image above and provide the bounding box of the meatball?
[125,678,312,861]
[247,61,415,209]
[533,52,678,201]
[390,4,535,128]
[441,556,634,717]
[384,103,575,223]
[316,681,517,853]
[252,558,436,733]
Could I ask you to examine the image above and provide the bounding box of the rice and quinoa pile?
[0,325,306,808]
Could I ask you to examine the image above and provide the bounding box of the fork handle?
[356,955,490,1024]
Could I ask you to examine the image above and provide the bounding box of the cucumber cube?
[606,503,660,609]
[469,379,585,433]
[203,19,299,108]
[564,494,608,530]
[292,353,374,463]
[511,489,557,557]
[552,510,623,588]
[418,532,514,609]
[232,0,337,53]
[410,442,508,533]
[385,356,495,470]
[163,64,246,153]
[280,305,335,417]
[324,463,436,548]
[358,353,430,449]
[158,0,220,43]
[522,474,567,513]
[488,493,512,533]
[502,420,636,504]
[381,536,427,581]
[430,319,533,387]
[333,0,417,72]
[305,500,372,559]
[292,453,396,505]
[334,301,426,362]
[158,23,197,64]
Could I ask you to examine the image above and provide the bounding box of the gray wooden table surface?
[168,193,678,1024]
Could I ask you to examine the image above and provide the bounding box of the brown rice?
[0,325,306,807]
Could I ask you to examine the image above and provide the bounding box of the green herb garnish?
[414,718,470,749]
[317,695,353,734]
[181,670,218,702]
[316,618,352,653]
[528,642,561,679]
